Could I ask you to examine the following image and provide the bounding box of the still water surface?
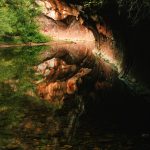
[0,43,150,150]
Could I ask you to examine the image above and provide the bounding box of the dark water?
[0,44,150,150]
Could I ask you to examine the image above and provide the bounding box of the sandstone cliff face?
[37,14,95,41]
[36,0,114,42]
[34,42,117,105]
[36,0,123,73]
[34,0,124,104]
[36,0,79,20]
[36,0,95,41]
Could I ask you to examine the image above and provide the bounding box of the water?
[0,43,150,150]
[0,43,96,149]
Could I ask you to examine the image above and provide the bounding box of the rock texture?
[36,0,94,41]
[37,14,95,41]
[36,0,123,73]
[36,0,79,20]
[34,42,117,105]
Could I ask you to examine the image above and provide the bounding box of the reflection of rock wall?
[36,64,91,104]
[36,0,123,73]
[34,42,117,105]
[32,42,118,145]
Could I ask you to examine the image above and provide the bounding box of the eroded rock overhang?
[36,0,123,73]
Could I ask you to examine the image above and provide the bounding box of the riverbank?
[0,40,95,48]
[0,41,69,48]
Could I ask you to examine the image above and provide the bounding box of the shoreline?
[0,40,95,48]
[0,41,53,48]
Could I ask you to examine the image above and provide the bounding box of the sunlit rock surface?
[36,0,95,41]
[35,0,79,20]
[37,14,95,41]
[0,1,150,149]
[36,0,123,73]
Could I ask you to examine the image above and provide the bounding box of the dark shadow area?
[72,77,150,149]
[106,5,150,87]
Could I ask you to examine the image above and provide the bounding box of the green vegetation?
[0,82,56,149]
[0,46,58,149]
[0,46,48,90]
[0,0,49,44]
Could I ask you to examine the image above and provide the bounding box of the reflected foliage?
[0,46,48,91]
[0,43,150,149]
[0,46,61,149]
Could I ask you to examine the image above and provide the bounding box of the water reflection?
[0,42,150,150]
[0,43,112,149]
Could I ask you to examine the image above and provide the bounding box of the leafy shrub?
[0,0,49,43]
